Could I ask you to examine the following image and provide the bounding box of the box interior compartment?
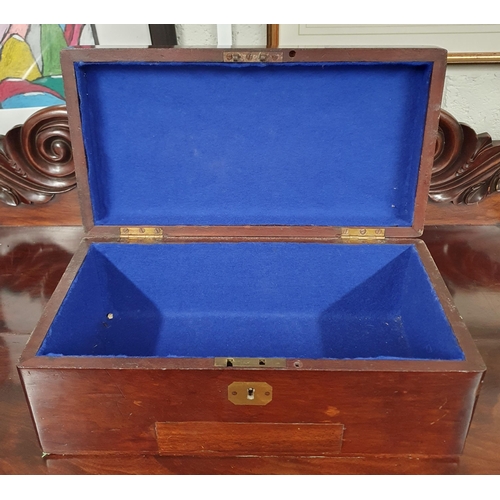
[37,242,464,361]
[75,61,432,228]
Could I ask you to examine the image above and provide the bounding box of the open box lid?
[62,47,446,239]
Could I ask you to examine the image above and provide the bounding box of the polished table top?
[1,225,499,474]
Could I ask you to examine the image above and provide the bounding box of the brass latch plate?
[214,357,286,368]
[120,227,163,242]
[340,227,385,240]
[223,51,283,63]
[228,382,273,406]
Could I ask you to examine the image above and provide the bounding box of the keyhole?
[247,388,255,400]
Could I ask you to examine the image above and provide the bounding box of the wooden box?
[18,48,485,460]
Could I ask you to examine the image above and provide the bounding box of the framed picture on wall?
[269,24,500,63]
[0,24,177,134]
[0,24,98,110]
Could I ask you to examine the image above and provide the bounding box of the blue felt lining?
[37,242,464,360]
[74,61,432,227]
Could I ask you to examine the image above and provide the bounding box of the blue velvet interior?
[75,61,432,227]
[37,243,464,360]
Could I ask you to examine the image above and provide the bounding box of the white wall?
[0,107,44,135]
[175,24,266,47]
[443,65,500,137]
[176,24,218,46]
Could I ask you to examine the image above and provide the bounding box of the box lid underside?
[74,60,433,230]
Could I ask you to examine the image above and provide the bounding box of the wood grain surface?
[156,422,344,456]
[0,189,81,226]
[18,366,481,456]
[1,225,499,473]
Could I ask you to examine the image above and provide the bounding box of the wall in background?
[176,24,218,46]
[443,65,500,138]
[176,24,266,47]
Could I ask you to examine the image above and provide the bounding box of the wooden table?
[1,225,499,474]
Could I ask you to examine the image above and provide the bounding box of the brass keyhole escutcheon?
[228,382,273,406]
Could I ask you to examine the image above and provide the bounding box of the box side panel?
[19,367,482,456]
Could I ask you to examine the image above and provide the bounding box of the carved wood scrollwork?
[431,109,500,204]
[0,105,75,206]
[1,105,499,207]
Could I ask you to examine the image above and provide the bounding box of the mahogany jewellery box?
[18,47,485,461]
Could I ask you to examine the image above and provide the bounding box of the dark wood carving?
[431,109,500,204]
[1,103,499,208]
[0,105,75,207]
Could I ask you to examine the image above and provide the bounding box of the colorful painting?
[0,24,96,109]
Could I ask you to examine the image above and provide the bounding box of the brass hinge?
[120,227,163,242]
[223,51,283,63]
[214,357,286,368]
[340,228,385,241]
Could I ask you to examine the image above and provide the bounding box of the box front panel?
[20,367,481,456]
